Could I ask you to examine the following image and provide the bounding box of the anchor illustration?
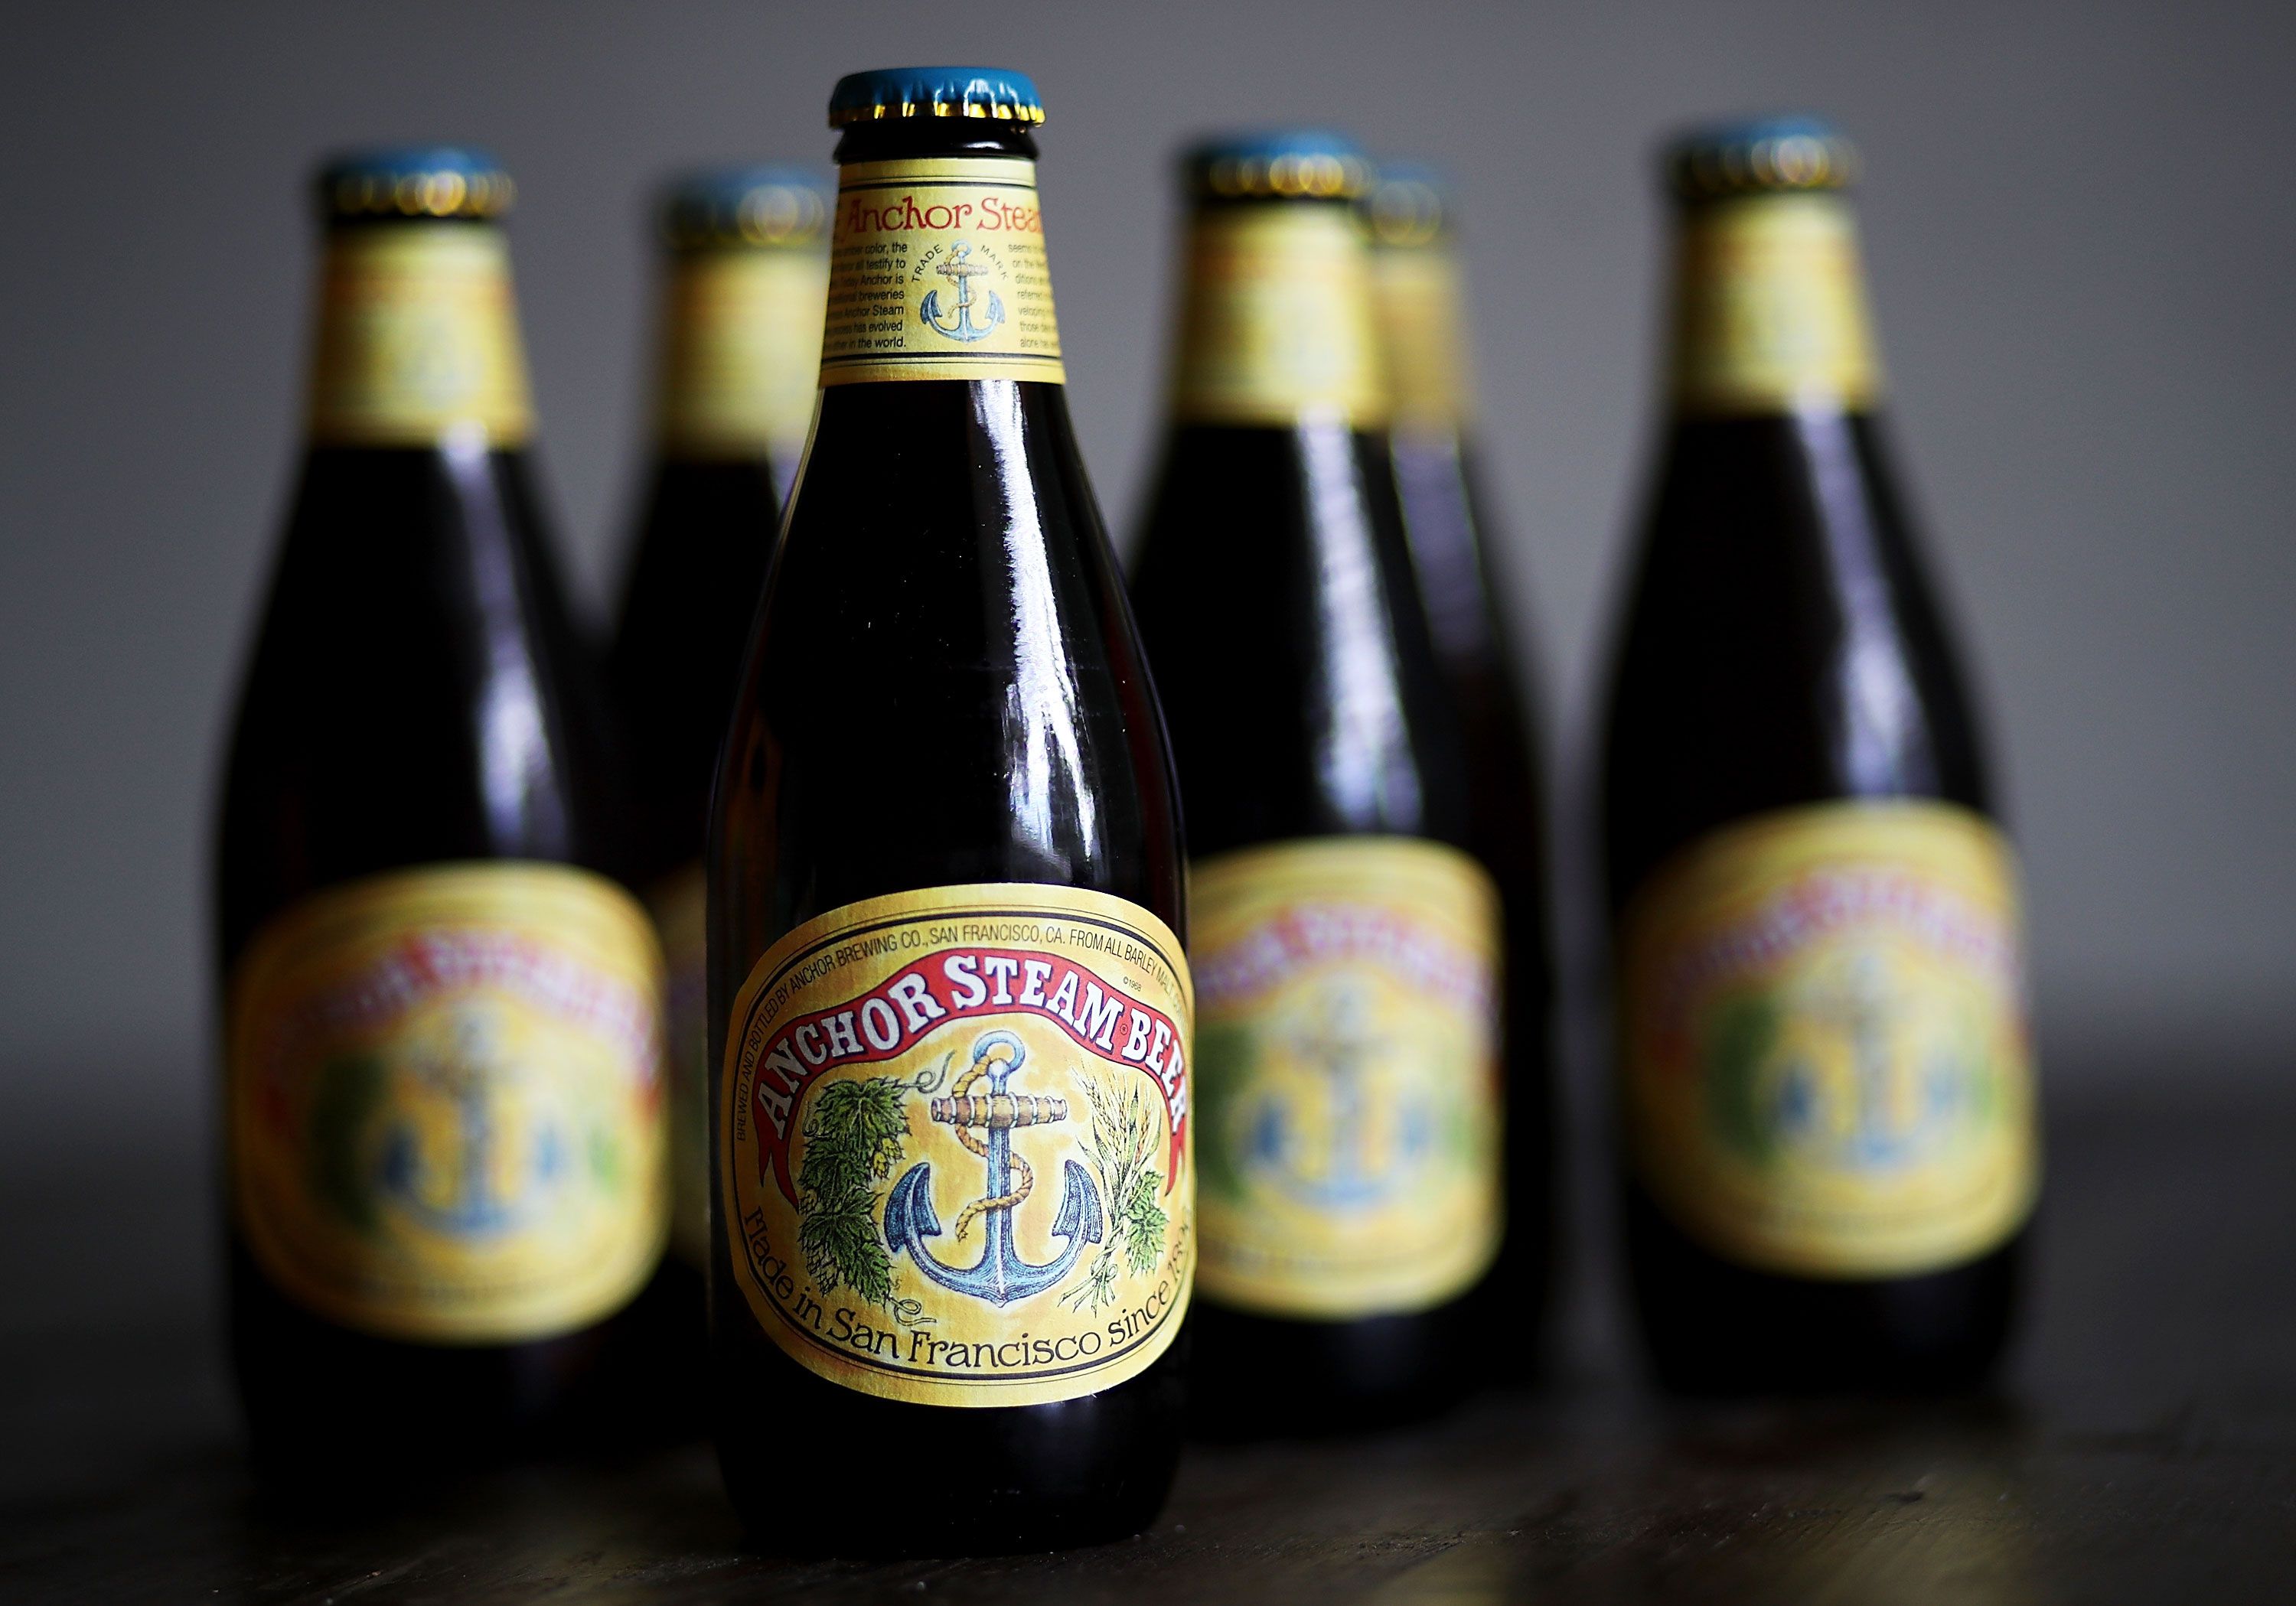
[1779,953,1949,1171]
[918,240,1004,343]
[1249,982,1428,1210]
[379,1010,560,1237]
[884,1030,1102,1306]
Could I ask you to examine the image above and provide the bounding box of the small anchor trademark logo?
[918,240,1004,343]
[884,1030,1104,1306]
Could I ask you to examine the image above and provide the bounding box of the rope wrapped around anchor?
[928,1031,1068,1241]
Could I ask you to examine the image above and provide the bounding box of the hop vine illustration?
[1061,1072,1167,1312]
[1704,994,1782,1165]
[309,1052,389,1231]
[797,1077,910,1309]
[1189,1020,1254,1204]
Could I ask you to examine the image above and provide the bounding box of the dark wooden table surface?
[4,1082,2291,1603]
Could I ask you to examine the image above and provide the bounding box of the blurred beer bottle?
[217,149,670,1460]
[1130,133,1501,1432]
[607,167,828,1303]
[1366,162,1556,1343]
[1600,119,2037,1391]
[709,70,1191,1553]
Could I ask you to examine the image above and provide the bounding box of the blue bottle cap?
[315,146,513,220]
[660,165,833,249]
[1365,159,1453,246]
[1183,131,1371,200]
[827,67,1045,129]
[1664,116,1857,200]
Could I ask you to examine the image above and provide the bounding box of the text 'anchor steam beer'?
[217,148,670,1466]
[1130,132,1505,1433]
[1600,118,2040,1393]
[707,67,1193,1556]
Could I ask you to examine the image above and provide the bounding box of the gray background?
[3,0,2290,1196]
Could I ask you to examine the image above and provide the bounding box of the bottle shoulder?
[762,384,1121,672]
[608,457,780,682]
[713,381,1182,944]
[605,455,784,873]
[1130,422,1472,855]
[218,446,615,955]
[1601,411,1992,893]
[1388,431,1536,682]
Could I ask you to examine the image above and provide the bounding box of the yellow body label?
[1671,194,1880,415]
[307,223,534,445]
[818,158,1063,387]
[650,862,711,1267]
[721,884,1192,1407]
[657,247,827,461]
[1618,802,2040,1279]
[1190,838,1502,1319]
[228,862,668,1343]
[1171,203,1386,427]
[1369,239,1472,432]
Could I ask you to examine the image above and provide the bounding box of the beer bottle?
[1365,162,1555,1344]
[1600,119,2038,1391]
[217,150,670,1458]
[608,167,829,1306]
[709,70,1191,1553]
[1130,133,1502,1432]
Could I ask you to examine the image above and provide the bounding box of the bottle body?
[1600,129,2037,1393]
[218,178,670,1461]
[708,95,1189,1556]
[1130,145,1501,1434]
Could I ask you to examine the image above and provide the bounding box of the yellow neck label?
[227,862,669,1343]
[1189,837,1502,1320]
[656,247,827,461]
[1370,239,1473,432]
[306,223,534,446]
[1171,202,1387,428]
[1669,194,1880,415]
[1617,801,2040,1279]
[721,883,1192,1407]
[818,158,1064,387]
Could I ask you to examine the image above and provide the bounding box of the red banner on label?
[743,945,1187,1206]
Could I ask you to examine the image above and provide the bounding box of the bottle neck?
[1370,235,1473,436]
[304,220,533,449]
[1167,198,1386,431]
[653,243,827,463]
[818,129,1063,390]
[1665,191,1881,418]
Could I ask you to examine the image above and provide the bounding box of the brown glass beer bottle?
[607,166,829,1325]
[1130,134,1502,1432]
[708,70,1191,1553]
[217,149,670,1461]
[1600,119,2038,1392]
[1366,161,1557,1347]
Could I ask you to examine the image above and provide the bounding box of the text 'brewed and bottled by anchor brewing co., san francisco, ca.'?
[721,885,1192,1408]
